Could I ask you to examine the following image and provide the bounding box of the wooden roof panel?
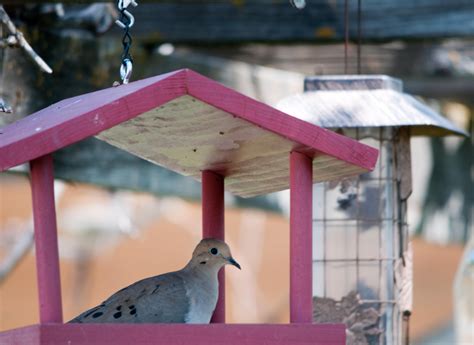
[0,70,187,170]
[0,69,378,197]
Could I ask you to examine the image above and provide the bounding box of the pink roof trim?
[0,69,377,173]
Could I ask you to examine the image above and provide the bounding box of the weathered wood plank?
[5,1,474,41]
[98,93,374,197]
[0,323,346,345]
[185,71,378,170]
[173,44,474,102]
[116,1,474,42]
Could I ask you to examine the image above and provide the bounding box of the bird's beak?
[227,257,241,270]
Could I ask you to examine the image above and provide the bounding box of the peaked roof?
[277,75,468,137]
[0,69,378,197]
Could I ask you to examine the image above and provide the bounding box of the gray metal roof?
[276,75,468,137]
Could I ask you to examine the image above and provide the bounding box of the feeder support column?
[30,154,63,323]
[202,170,225,323]
[290,151,313,323]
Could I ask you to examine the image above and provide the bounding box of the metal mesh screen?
[312,127,412,345]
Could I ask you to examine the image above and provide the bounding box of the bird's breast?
[183,274,218,324]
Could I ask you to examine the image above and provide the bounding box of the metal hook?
[118,0,138,11]
[115,9,135,29]
[120,58,133,84]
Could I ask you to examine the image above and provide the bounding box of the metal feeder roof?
[277,75,468,137]
[0,69,378,198]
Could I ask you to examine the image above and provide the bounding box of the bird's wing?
[68,272,190,323]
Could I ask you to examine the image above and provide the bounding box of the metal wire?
[313,258,398,263]
[344,0,349,74]
[323,180,327,297]
[357,0,362,74]
[355,127,361,297]
[343,0,362,74]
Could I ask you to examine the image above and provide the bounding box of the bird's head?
[191,238,241,271]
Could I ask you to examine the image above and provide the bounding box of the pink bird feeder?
[0,69,378,344]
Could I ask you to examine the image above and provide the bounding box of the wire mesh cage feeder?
[278,75,467,345]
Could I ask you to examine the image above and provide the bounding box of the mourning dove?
[68,238,240,324]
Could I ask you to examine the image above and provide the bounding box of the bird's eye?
[210,248,218,255]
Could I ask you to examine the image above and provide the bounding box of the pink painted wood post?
[202,170,225,323]
[30,154,63,324]
[289,151,313,323]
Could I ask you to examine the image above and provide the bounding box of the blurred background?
[0,1,472,344]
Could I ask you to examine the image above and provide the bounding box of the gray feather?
[68,272,189,323]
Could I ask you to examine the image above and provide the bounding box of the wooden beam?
[289,151,313,323]
[202,170,225,323]
[174,46,474,103]
[0,323,346,344]
[30,155,63,324]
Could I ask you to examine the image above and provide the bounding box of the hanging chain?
[115,0,137,84]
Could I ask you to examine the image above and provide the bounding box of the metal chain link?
[115,0,137,84]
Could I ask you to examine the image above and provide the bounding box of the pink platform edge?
[0,324,346,345]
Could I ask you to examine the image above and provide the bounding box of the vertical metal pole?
[357,0,362,74]
[30,154,63,323]
[202,170,225,323]
[290,151,313,323]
